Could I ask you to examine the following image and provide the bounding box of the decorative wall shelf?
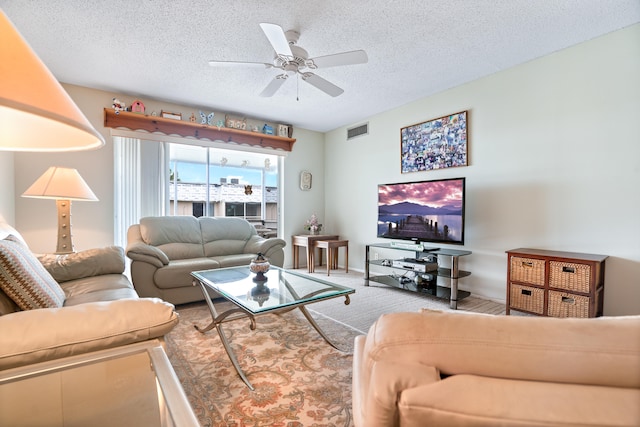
[103,108,296,151]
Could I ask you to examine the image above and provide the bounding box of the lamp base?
[55,199,75,254]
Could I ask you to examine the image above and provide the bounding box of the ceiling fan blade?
[259,75,288,97]
[309,50,368,68]
[209,60,272,68]
[301,73,344,97]
[259,23,293,57]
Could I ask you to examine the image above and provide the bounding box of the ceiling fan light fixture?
[213,23,366,98]
[284,64,297,75]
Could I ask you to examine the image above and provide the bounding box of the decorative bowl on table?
[249,253,270,281]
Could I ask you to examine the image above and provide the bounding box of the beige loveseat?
[0,222,179,370]
[126,216,286,305]
[353,309,640,427]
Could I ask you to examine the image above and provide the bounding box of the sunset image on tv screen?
[378,178,465,244]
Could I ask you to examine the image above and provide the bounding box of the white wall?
[324,24,640,315]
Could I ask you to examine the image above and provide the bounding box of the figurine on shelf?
[111,98,126,114]
[189,112,196,122]
[199,111,215,125]
[130,99,145,114]
[262,124,274,135]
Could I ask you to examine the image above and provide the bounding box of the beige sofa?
[0,222,179,370]
[126,216,286,305]
[353,309,640,427]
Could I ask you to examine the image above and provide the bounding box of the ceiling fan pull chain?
[297,73,300,101]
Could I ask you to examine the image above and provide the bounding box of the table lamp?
[0,10,104,151]
[22,167,98,254]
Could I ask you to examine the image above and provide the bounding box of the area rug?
[164,301,359,427]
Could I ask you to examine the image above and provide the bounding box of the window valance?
[103,108,296,152]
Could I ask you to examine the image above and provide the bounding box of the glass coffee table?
[191,265,355,390]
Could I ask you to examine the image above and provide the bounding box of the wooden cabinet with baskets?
[506,248,607,318]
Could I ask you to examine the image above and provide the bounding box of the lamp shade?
[22,167,98,201]
[0,10,105,152]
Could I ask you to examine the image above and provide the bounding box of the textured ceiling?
[2,1,639,132]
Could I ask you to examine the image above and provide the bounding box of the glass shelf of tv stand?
[364,243,472,309]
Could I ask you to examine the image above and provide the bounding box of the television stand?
[365,243,472,309]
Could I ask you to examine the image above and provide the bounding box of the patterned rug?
[164,301,359,427]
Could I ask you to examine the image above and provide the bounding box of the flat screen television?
[377,177,465,246]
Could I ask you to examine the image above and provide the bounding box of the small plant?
[304,214,322,234]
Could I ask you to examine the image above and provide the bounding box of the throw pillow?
[0,239,65,310]
[0,287,19,315]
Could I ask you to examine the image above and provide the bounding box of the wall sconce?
[22,167,98,253]
[0,10,104,151]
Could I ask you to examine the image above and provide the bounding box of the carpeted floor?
[165,301,359,427]
[303,269,506,334]
[164,269,506,426]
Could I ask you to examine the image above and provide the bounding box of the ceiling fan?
[208,23,368,97]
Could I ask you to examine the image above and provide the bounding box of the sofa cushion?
[61,274,138,306]
[200,217,255,257]
[0,297,179,370]
[365,310,640,389]
[37,246,126,283]
[0,238,65,310]
[212,253,256,268]
[154,258,220,289]
[399,374,640,427]
[140,216,204,260]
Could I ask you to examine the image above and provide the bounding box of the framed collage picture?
[400,110,468,173]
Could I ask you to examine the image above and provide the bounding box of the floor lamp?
[22,167,98,254]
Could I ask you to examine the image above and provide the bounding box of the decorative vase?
[249,253,270,281]
[310,229,319,235]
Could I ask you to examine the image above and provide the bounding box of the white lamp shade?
[0,10,105,152]
[22,167,98,201]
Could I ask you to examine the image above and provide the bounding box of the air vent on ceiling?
[347,123,369,140]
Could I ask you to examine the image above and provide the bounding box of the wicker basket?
[510,257,545,286]
[509,283,544,314]
[549,261,590,293]
[548,291,590,318]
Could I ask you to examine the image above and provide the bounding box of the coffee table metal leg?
[193,280,256,390]
[298,306,341,351]
[214,323,255,390]
[297,294,351,352]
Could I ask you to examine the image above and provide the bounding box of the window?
[168,143,280,234]
[113,136,282,246]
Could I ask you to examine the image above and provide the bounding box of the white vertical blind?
[113,137,140,248]
[114,137,167,248]
[140,141,167,218]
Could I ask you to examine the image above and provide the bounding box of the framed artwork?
[400,110,468,173]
